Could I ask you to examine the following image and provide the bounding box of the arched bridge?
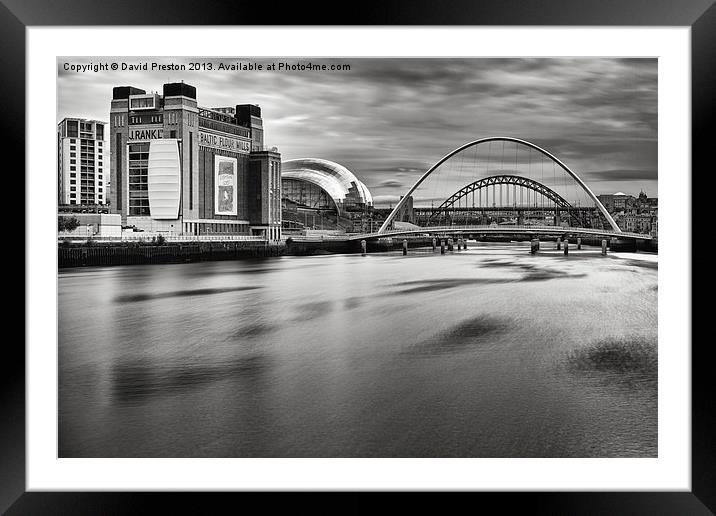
[428,174,587,227]
[368,136,640,240]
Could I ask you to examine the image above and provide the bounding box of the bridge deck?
[349,225,653,241]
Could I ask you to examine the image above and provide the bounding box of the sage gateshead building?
[282,158,372,214]
[281,158,373,232]
[109,82,282,240]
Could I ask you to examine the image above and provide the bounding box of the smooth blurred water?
[58,242,657,457]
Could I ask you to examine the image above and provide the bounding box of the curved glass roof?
[282,158,373,208]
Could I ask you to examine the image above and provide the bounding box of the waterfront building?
[281,158,373,232]
[636,190,659,211]
[57,118,107,206]
[109,82,281,239]
[597,192,636,212]
[623,213,656,234]
[598,189,658,234]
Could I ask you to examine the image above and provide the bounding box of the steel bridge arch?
[378,137,620,234]
[429,174,575,216]
[429,174,587,227]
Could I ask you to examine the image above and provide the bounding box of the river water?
[58,242,658,457]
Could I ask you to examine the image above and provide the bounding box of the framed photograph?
[10,0,710,513]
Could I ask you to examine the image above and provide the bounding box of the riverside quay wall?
[58,235,433,267]
[57,234,655,268]
[58,240,286,268]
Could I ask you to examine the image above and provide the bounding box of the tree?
[58,216,80,232]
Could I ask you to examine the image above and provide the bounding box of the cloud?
[375,179,406,189]
[57,57,657,206]
[585,169,658,182]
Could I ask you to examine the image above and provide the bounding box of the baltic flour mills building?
[109,82,282,240]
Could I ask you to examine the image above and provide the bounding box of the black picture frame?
[7,1,710,513]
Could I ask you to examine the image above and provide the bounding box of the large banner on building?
[199,130,251,154]
[215,156,238,215]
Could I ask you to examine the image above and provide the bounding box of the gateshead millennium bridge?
[350,136,651,243]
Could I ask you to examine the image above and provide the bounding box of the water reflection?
[110,355,268,404]
[115,286,261,303]
[565,336,657,388]
[407,315,513,357]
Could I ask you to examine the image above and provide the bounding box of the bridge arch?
[429,174,587,227]
[378,137,620,234]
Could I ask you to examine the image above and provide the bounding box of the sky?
[58,57,657,206]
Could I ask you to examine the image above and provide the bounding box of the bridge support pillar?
[601,239,607,255]
[530,238,539,255]
[441,240,445,254]
[432,238,436,252]
[402,239,408,256]
[577,237,581,250]
[564,239,569,256]
[361,239,366,256]
[556,237,561,250]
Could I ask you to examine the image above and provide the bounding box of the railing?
[59,234,270,243]
[121,234,267,242]
[350,224,653,241]
[288,234,350,242]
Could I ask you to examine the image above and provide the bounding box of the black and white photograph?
[57,56,658,459]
